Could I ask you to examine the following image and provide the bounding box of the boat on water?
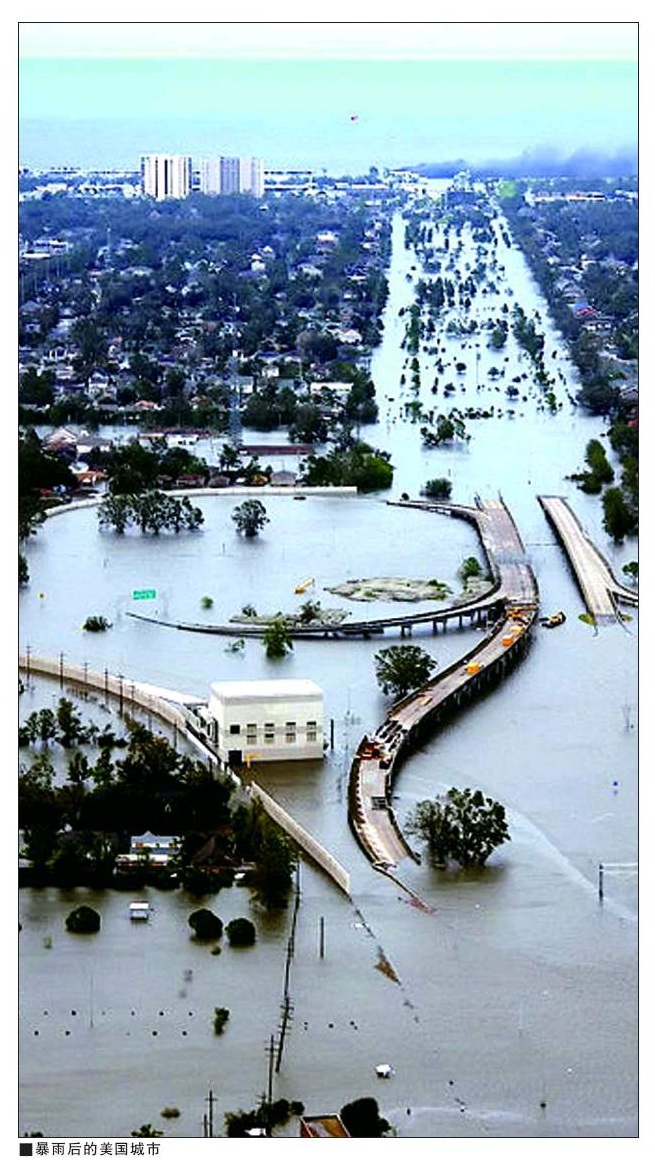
[540,610,566,628]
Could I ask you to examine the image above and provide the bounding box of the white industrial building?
[199,679,325,765]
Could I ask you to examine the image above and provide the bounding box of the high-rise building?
[219,156,241,196]
[198,156,222,196]
[198,156,264,198]
[239,156,264,199]
[141,154,193,200]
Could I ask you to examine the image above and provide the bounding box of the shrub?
[459,556,482,582]
[188,908,223,941]
[83,615,111,632]
[213,1007,230,1034]
[225,917,256,947]
[340,1096,391,1137]
[423,477,452,499]
[65,905,101,934]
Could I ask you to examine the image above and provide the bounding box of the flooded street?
[19,193,638,1139]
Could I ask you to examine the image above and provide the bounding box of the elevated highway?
[348,496,540,869]
[538,495,638,624]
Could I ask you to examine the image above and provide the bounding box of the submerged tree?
[263,616,293,659]
[339,1097,392,1138]
[602,486,637,542]
[422,477,453,500]
[406,787,510,868]
[232,499,270,537]
[374,644,437,700]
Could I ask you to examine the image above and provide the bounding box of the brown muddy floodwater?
[19,198,638,1140]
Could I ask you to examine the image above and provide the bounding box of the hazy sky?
[18,20,638,60]
[16,21,639,172]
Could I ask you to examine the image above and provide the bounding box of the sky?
[17,20,639,60]
[16,20,639,174]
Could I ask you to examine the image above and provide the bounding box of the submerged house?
[299,1114,350,1138]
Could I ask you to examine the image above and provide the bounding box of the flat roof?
[210,679,323,699]
[300,1114,350,1137]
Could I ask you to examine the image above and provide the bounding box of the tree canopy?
[232,498,269,537]
[405,787,510,868]
[374,644,437,700]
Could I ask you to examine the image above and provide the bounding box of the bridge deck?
[349,496,540,869]
[538,495,638,623]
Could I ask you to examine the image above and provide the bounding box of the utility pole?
[267,1034,275,1105]
[276,996,294,1073]
[204,1087,216,1137]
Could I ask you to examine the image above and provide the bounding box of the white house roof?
[210,679,323,701]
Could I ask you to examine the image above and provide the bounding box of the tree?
[232,499,269,537]
[263,617,293,660]
[55,698,85,748]
[406,787,510,868]
[297,599,322,624]
[339,1097,391,1138]
[374,645,437,700]
[99,491,204,535]
[602,486,637,542]
[459,556,483,583]
[213,1007,230,1034]
[225,917,256,947]
[20,366,56,407]
[83,615,112,632]
[188,908,224,941]
[36,708,57,747]
[299,442,394,492]
[98,494,131,534]
[423,477,452,499]
[404,798,455,866]
[249,823,298,909]
[65,905,101,933]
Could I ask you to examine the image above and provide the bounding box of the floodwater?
[18,194,638,1140]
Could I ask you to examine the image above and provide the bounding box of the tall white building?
[141,154,193,200]
[198,156,264,198]
[239,156,264,198]
[198,156,222,196]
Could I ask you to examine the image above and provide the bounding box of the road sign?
[132,589,157,600]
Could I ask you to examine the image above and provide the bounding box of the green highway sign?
[132,589,157,600]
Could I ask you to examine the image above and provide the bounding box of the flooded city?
[19,195,638,1140]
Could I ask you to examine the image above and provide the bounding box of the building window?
[264,722,275,743]
[285,721,296,743]
[229,723,241,735]
[246,723,257,744]
[306,720,318,742]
